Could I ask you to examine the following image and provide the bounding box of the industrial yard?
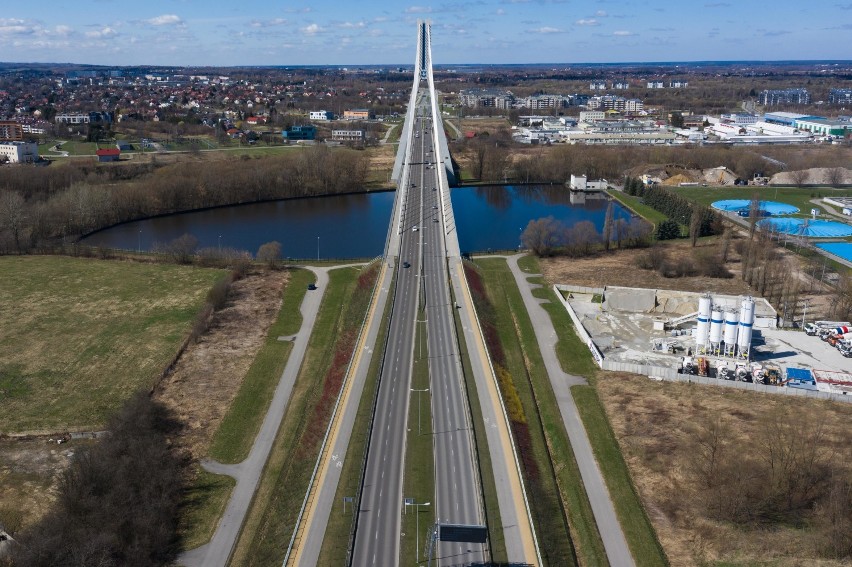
[561,285,851,397]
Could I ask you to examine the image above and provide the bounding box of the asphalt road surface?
[351,111,426,566]
[353,102,484,566]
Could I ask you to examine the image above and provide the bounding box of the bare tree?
[156,233,198,264]
[521,216,564,257]
[0,190,27,252]
[826,167,845,186]
[689,205,703,247]
[257,241,282,269]
[790,169,810,187]
[602,201,614,252]
[748,194,761,241]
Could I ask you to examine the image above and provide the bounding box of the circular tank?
[696,294,712,346]
[709,308,724,346]
[724,309,740,350]
[737,297,756,356]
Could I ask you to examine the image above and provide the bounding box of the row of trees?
[625,177,721,240]
[521,213,653,257]
[0,146,369,253]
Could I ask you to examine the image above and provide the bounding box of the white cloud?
[613,30,634,36]
[302,23,323,34]
[85,27,117,39]
[532,26,563,34]
[339,21,366,28]
[0,18,36,35]
[595,10,608,17]
[146,14,183,26]
[576,18,599,26]
[54,25,74,36]
[405,6,433,13]
[496,8,506,14]
[250,18,288,28]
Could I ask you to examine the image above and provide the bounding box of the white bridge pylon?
[390,20,455,187]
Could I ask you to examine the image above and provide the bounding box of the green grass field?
[0,256,225,433]
[230,265,376,566]
[208,268,313,464]
[178,466,236,550]
[671,185,852,218]
[316,271,395,566]
[475,258,607,567]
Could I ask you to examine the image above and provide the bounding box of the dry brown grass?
[539,239,754,295]
[154,270,289,459]
[596,371,852,566]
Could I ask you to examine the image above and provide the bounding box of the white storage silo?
[709,307,724,353]
[723,309,740,356]
[737,297,755,359]
[695,293,712,349]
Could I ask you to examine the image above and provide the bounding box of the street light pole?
[411,388,429,435]
[317,236,320,261]
[138,229,142,253]
[404,500,430,563]
[218,234,222,251]
[802,299,810,329]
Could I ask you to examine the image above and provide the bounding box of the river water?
[82,185,631,259]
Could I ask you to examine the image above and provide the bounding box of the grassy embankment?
[521,254,669,567]
[607,189,669,228]
[474,257,607,567]
[229,264,379,566]
[208,268,314,463]
[178,268,314,549]
[315,271,395,565]
[0,256,225,434]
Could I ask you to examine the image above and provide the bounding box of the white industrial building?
[0,141,38,163]
[569,174,607,191]
[309,110,333,121]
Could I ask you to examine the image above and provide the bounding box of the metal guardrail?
[282,255,385,566]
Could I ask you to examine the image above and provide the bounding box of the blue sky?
[2,1,851,66]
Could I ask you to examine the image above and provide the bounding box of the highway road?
[353,100,485,566]
[419,113,485,566]
[351,110,427,566]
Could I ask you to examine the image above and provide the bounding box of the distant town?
[1,61,851,164]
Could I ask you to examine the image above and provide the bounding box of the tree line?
[7,393,186,566]
[0,146,369,253]
[520,208,653,257]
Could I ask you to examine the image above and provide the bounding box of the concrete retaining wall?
[553,285,604,368]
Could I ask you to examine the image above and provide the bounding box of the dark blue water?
[452,185,631,252]
[82,185,631,258]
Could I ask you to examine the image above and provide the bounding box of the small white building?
[569,174,607,191]
[0,141,38,163]
[309,110,333,121]
[331,129,364,141]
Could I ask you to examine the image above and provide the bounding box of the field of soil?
[595,372,852,566]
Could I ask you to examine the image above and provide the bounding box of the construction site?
[558,284,852,398]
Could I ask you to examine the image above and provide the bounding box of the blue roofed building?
[282,125,316,140]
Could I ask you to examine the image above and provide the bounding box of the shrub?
[655,219,681,240]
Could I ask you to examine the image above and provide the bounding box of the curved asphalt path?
[505,254,635,567]
[179,265,333,567]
